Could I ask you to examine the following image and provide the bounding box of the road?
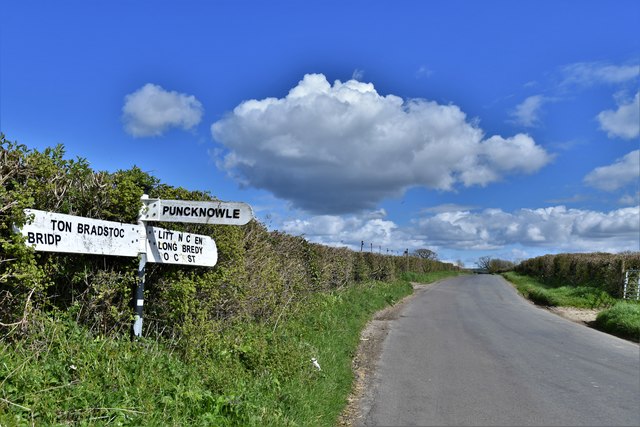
[360,275,640,426]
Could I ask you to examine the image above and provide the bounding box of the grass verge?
[501,272,616,308]
[502,271,640,342]
[1,279,421,426]
[594,301,640,342]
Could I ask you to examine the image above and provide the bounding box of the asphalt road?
[361,275,640,426]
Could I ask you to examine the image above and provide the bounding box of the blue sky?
[2,0,639,266]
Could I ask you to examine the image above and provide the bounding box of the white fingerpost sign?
[140,198,253,225]
[18,209,142,257]
[18,194,253,339]
[144,225,217,267]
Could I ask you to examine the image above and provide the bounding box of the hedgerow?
[0,134,458,340]
[515,252,640,297]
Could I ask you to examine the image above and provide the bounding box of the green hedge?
[0,135,458,341]
[515,252,640,297]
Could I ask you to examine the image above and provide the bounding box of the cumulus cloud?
[415,205,640,252]
[597,92,640,139]
[211,73,552,214]
[560,62,639,87]
[584,150,640,191]
[510,95,548,127]
[123,83,203,137]
[282,213,400,250]
[280,205,640,255]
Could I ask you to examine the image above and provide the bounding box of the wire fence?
[359,240,408,256]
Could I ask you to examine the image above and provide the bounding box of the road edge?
[337,280,446,427]
[497,274,640,346]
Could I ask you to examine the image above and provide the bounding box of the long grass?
[0,315,212,426]
[595,301,640,342]
[502,271,616,308]
[0,279,418,426]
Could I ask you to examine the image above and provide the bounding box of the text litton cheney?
[148,227,210,265]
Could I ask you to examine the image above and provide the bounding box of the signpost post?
[16,195,253,339]
[132,196,148,338]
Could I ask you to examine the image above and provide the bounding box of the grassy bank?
[1,279,418,426]
[593,301,640,342]
[502,272,640,342]
[502,272,616,308]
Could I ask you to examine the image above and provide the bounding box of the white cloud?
[560,62,639,87]
[122,83,203,137]
[415,205,640,252]
[584,150,640,191]
[510,95,547,127]
[597,92,640,139]
[351,69,364,80]
[211,73,552,214]
[279,205,640,256]
[482,134,551,174]
[619,192,640,206]
[282,213,399,250]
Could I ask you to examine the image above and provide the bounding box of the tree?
[475,256,514,273]
[488,259,515,273]
[476,256,492,271]
[413,248,438,260]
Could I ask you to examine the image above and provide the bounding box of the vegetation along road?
[358,275,640,426]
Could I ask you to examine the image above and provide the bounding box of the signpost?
[140,198,253,225]
[17,195,253,338]
[17,209,219,267]
[144,225,217,267]
[18,209,142,257]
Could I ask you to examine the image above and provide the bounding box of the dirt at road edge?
[545,306,599,324]
[337,282,432,427]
